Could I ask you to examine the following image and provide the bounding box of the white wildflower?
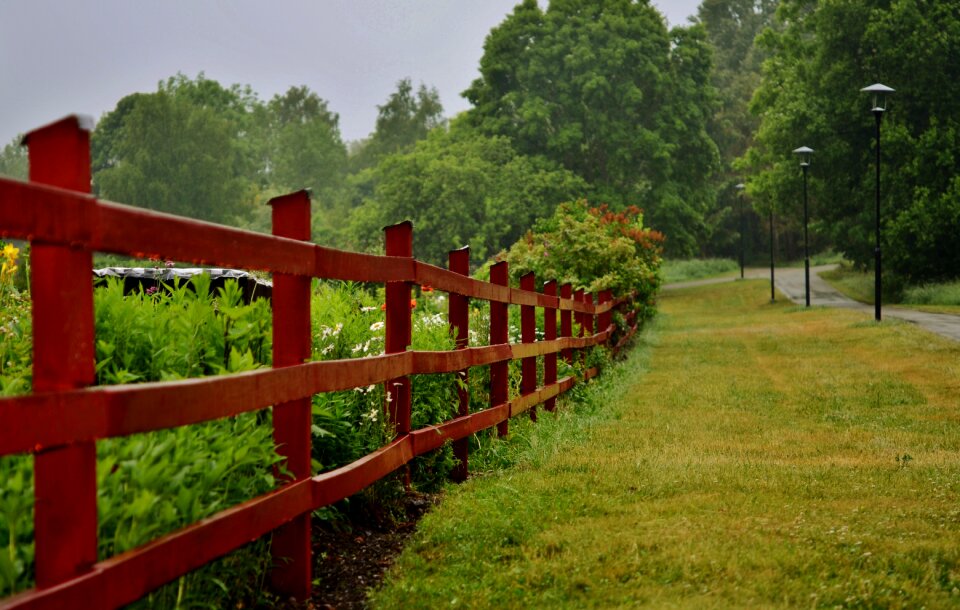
[321,344,335,355]
[369,321,385,332]
[361,306,377,313]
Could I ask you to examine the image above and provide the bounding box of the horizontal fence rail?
[0,115,640,609]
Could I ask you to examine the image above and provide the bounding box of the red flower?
[422,285,434,293]
[380,303,387,311]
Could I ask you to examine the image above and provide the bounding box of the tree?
[95,88,251,223]
[351,79,444,171]
[741,0,960,286]
[265,86,347,204]
[0,137,27,180]
[696,0,779,257]
[464,0,719,256]
[348,119,586,265]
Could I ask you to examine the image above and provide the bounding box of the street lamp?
[792,146,814,307]
[735,183,745,279]
[861,83,894,322]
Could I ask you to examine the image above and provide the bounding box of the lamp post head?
[792,146,814,168]
[861,83,895,112]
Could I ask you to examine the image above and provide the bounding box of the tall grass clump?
[902,280,960,306]
[661,258,738,283]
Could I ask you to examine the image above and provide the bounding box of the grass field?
[371,280,960,609]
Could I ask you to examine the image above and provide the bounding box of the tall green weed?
[902,280,960,306]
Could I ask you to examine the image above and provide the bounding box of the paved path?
[665,264,960,342]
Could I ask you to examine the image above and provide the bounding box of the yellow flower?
[1,261,15,278]
[2,243,18,263]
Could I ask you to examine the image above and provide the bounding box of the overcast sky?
[0,0,700,146]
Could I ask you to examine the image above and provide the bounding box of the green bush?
[502,200,663,329]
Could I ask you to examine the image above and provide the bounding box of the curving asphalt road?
[665,264,960,342]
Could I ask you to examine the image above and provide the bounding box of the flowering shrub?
[502,200,663,325]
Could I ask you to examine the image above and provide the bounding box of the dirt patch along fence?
[0,115,639,609]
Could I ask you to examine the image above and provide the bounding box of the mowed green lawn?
[371,281,960,609]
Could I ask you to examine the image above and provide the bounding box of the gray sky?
[0,0,699,146]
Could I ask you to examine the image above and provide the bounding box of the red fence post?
[24,116,99,588]
[268,190,313,600]
[490,261,509,437]
[599,289,612,344]
[574,288,585,367]
[585,291,595,338]
[560,283,573,365]
[448,246,470,482]
[384,221,413,438]
[543,280,558,412]
[520,272,537,422]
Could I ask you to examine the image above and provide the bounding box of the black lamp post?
[735,183,745,279]
[793,146,814,307]
[861,83,894,322]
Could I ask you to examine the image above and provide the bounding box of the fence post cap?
[382,219,414,232]
[267,188,312,206]
[22,114,94,145]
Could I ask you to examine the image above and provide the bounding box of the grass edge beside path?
[370,281,960,609]
[367,322,661,608]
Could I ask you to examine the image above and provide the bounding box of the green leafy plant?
[503,200,663,331]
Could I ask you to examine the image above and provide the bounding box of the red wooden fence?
[0,115,640,609]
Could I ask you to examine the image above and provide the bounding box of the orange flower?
[422,285,434,293]
[380,303,387,311]
[410,299,417,309]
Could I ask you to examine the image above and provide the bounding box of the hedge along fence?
[0,115,641,609]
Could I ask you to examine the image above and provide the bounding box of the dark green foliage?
[95,84,253,224]
[464,0,719,256]
[349,119,586,265]
[92,75,348,238]
[697,0,779,257]
[742,0,960,286]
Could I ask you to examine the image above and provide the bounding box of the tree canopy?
[464,0,719,256]
[741,0,960,286]
[348,119,586,265]
[350,79,444,172]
